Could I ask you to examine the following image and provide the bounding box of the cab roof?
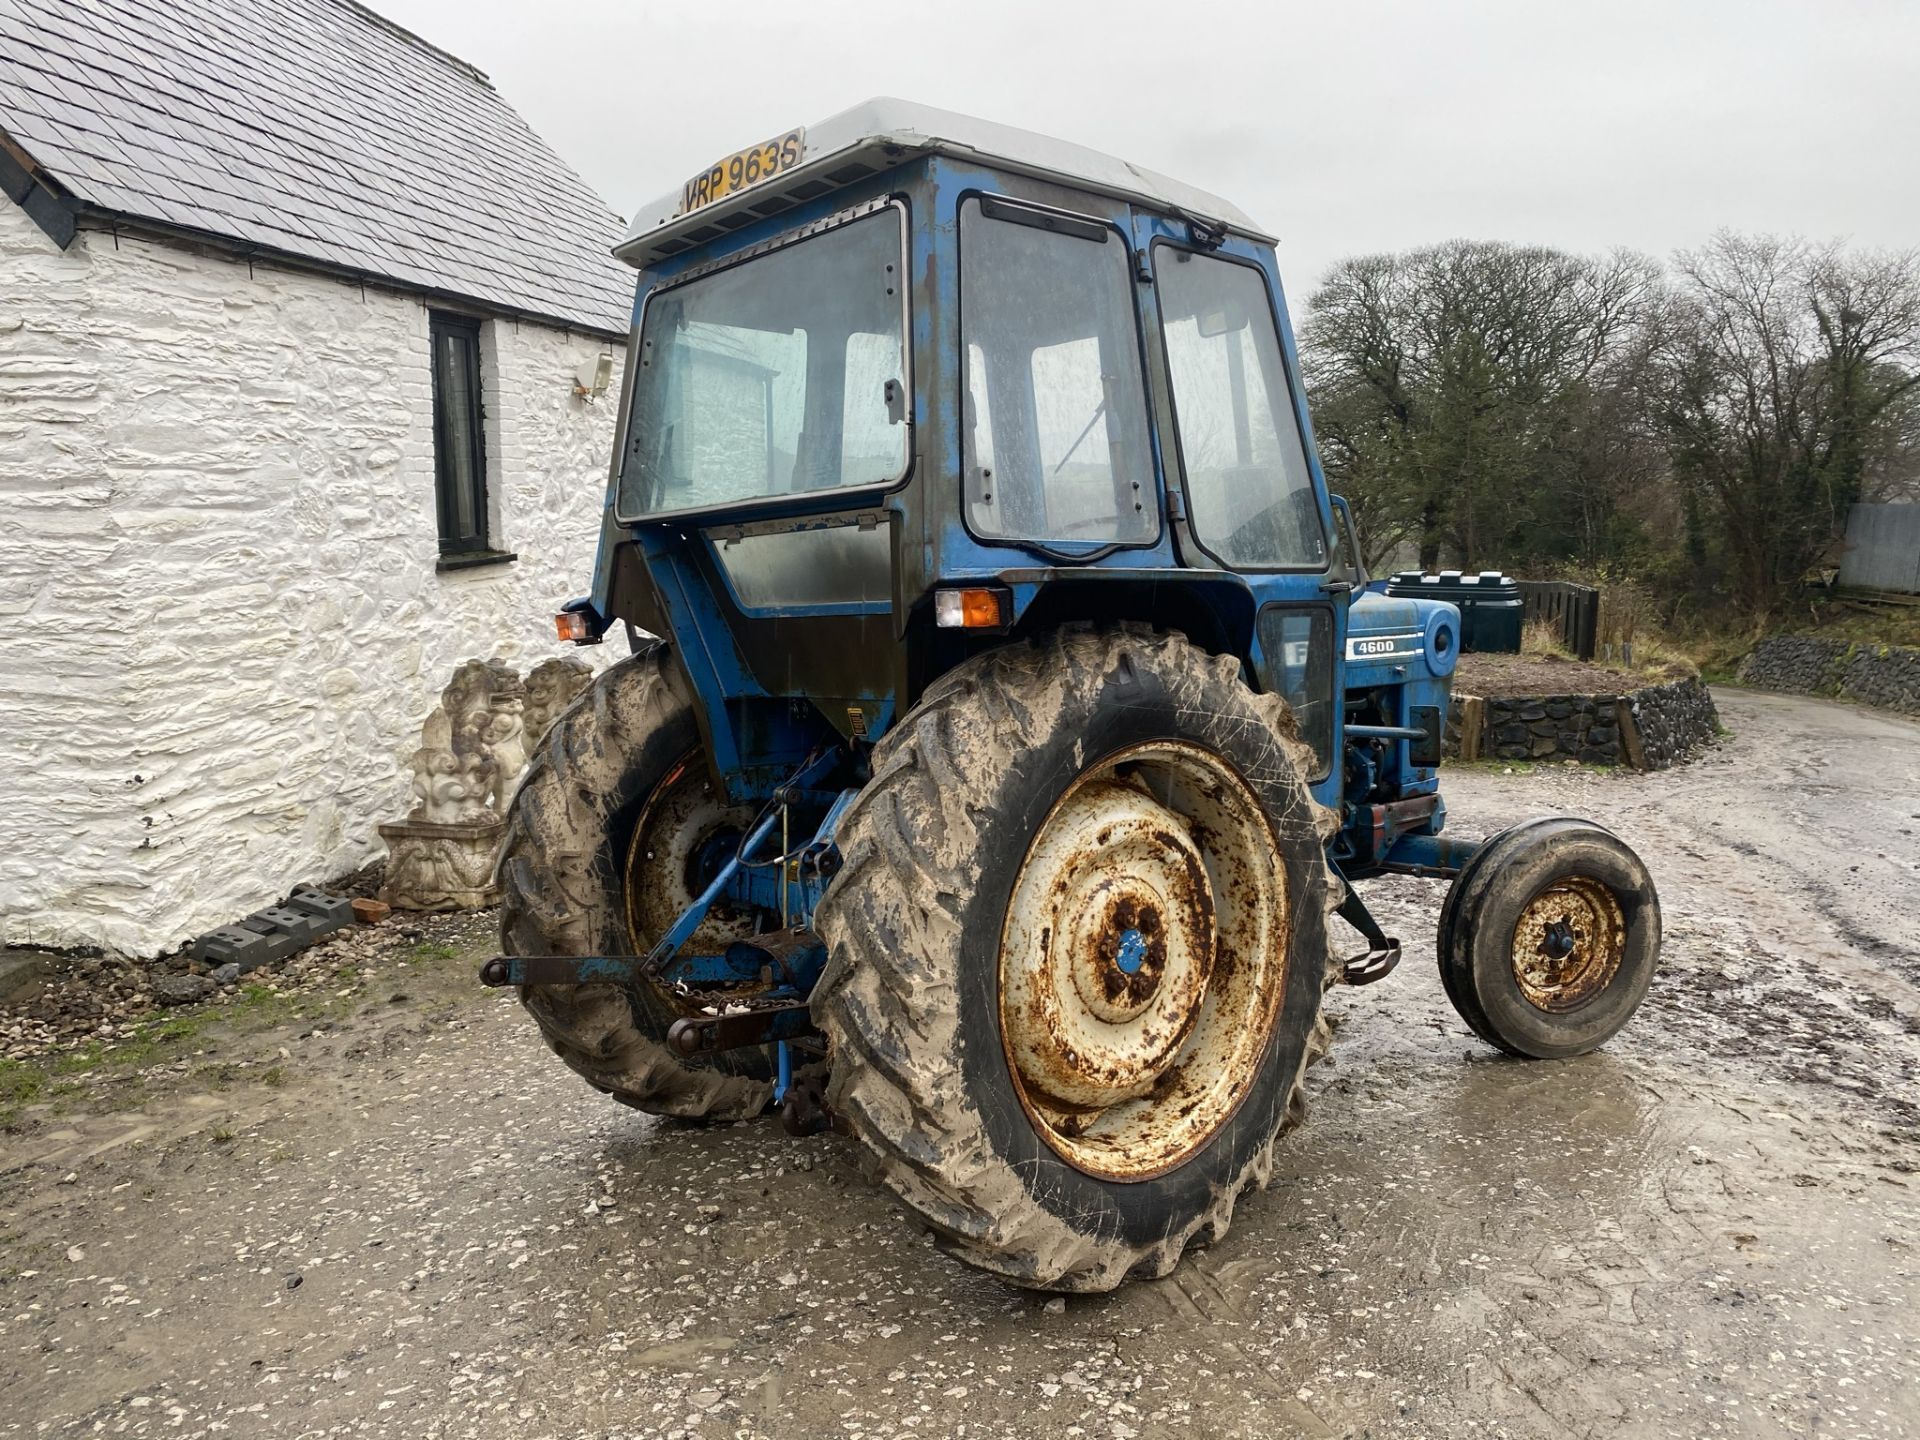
[616,97,1270,271]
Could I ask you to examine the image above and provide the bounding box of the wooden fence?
[1518,581,1599,662]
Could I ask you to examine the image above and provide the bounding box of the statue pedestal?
[378,815,505,911]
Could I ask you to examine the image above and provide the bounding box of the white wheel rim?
[998,741,1290,1181]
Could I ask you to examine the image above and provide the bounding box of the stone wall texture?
[1629,678,1723,769]
[0,203,626,955]
[1738,635,1920,716]
[1446,677,1720,770]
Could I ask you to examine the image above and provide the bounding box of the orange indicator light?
[933,587,1009,629]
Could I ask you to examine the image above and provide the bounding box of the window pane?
[710,524,892,608]
[679,328,804,496]
[961,199,1155,546]
[432,317,487,551]
[964,341,995,474]
[620,209,908,517]
[1256,607,1333,778]
[843,331,902,481]
[1156,250,1325,568]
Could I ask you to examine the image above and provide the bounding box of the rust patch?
[995,739,1289,1183]
[1511,876,1627,1012]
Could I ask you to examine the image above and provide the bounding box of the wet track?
[3,687,1917,1438]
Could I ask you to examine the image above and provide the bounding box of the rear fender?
[898,572,1260,718]
[1005,574,1257,661]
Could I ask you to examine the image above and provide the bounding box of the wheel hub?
[998,742,1288,1181]
[623,755,760,954]
[1538,917,1577,960]
[1003,782,1217,1109]
[1511,877,1627,1013]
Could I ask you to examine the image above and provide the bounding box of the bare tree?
[1302,240,1663,572]
[1658,233,1920,615]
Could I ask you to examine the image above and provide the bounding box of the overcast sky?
[378,0,1919,302]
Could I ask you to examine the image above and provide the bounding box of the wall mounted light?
[574,351,614,399]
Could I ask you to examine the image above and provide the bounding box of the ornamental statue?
[381,654,596,911]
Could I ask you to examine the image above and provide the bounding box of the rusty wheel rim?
[622,753,759,954]
[1510,876,1627,1013]
[997,741,1288,1182]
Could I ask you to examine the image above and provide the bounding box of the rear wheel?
[1437,817,1660,1059]
[813,626,1340,1291]
[498,645,777,1120]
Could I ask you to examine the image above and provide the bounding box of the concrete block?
[286,887,355,926]
[254,906,331,945]
[188,924,295,969]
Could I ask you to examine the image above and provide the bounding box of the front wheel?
[813,626,1340,1291]
[1438,817,1660,1059]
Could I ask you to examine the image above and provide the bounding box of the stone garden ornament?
[380,657,593,910]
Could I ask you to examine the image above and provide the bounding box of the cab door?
[1132,215,1347,807]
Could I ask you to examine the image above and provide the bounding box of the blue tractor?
[484,101,1661,1292]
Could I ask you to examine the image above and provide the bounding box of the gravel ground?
[1,686,1916,1439]
[0,878,465,1065]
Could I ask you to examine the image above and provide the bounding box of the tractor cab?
[499,101,1663,1295]
[576,99,1427,820]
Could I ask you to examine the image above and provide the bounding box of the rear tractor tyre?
[813,626,1341,1291]
[1438,817,1660,1060]
[497,644,776,1121]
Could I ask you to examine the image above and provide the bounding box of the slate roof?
[0,0,633,336]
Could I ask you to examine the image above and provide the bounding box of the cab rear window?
[617,205,909,521]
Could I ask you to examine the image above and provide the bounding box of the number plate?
[677,128,806,216]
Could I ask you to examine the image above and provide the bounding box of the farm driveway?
[2,687,1916,1439]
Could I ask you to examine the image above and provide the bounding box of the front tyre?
[813,626,1339,1291]
[1438,817,1660,1059]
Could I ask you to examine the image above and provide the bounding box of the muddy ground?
[2,686,1916,1439]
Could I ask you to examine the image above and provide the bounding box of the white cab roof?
[616,97,1270,270]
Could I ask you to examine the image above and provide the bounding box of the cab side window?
[960,197,1156,546]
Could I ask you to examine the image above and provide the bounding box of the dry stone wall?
[1630,678,1723,769]
[1738,635,1920,716]
[1482,693,1622,765]
[1446,677,1719,770]
[0,203,625,955]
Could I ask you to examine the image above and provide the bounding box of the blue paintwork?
[1338,588,1461,821]
[489,953,642,986]
[1379,831,1481,874]
[775,1040,794,1104]
[552,145,1486,1018]
[1113,929,1148,976]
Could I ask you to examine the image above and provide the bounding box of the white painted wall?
[0,201,628,955]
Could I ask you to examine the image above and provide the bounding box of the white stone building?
[0,0,633,955]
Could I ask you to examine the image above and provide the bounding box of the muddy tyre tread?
[1436,817,1595,1049]
[1438,815,1656,1060]
[814,624,1342,1291]
[498,646,772,1122]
